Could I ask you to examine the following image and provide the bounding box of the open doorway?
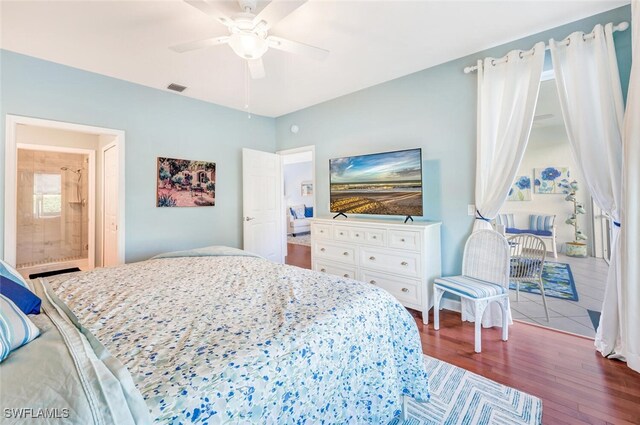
[4,115,125,277]
[278,146,315,268]
[499,77,609,338]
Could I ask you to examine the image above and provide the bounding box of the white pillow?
[290,205,306,219]
[0,294,40,362]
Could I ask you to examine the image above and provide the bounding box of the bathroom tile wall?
[16,149,88,268]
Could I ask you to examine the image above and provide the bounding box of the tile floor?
[510,253,609,338]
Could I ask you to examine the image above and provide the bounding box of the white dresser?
[310,217,442,324]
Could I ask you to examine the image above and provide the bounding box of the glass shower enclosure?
[16,148,89,273]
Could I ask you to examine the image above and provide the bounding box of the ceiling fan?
[171,0,329,79]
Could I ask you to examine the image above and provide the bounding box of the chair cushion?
[529,214,555,232]
[434,275,507,299]
[528,229,553,237]
[505,227,524,234]
[495,213,515,229]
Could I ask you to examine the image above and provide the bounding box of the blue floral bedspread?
[47,248,429,424]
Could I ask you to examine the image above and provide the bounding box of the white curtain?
[466,43,545,327]
[549,23,634,369]
[621,0,640,373]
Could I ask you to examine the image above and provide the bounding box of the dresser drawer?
[360,270,421,306]
[312,223,332,239]
[313,241,356,265]
[388,229,421,251]
[364,229,385,246]
[314,261,357,280]
[333,225,385,246]
[360,247,421,277]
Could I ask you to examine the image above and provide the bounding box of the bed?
[17,246,430,423]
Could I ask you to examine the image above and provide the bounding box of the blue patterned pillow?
[290,205,306,219]
[0,276,41,315]
[530,214,555,232]
[0,294,40,362]
[0,259,29,289]
[304,206,313,217]
[495,213,515,229]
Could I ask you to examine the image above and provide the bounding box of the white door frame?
[16,143,96,270]
[101,141,119,267]
[277,145,316,256]
[4,115,126,266]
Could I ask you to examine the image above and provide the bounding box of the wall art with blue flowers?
[534,167,570,194]
[508,175,532,201]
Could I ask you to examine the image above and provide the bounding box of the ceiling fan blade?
[252,0,307,31]
[184,0,234,27]
[247,58,266,79]
[267,36,329,61]
[170,36,229,53]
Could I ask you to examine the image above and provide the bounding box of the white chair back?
[462,230,511,288]
[508,233,546,279]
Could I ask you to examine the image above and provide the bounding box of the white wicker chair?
[433,230,511,353]
[508,233,549,322]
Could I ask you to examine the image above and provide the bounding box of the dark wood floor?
[285,244,640,425]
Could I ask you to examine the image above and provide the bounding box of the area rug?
[390,355,542,425]
[287,232,311,246]
[587,309,601,331]
[509,262,578,301]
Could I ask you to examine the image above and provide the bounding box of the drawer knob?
[369,280,376,285]
[343,274,349,278]
[320,230,324,233]
[343,252,349,256]
[320,268,326,272]
[369,256,376,261]
[401,261,408,266]
[339,232,344,235]
[372,235,377,239]
[401,288,409,293]
[320,248,326,252]
[355,233,360,237]
[401,238,405,242]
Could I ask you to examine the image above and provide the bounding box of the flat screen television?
[330,148,423,217]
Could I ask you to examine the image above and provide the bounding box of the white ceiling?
[0,0,629,117]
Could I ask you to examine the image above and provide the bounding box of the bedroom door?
[242,148,284,263]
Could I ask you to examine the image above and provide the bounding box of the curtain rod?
[463,21,629,74]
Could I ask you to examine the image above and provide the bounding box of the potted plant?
[559,179,587,257]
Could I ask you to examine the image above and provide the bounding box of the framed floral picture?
[157,157,216,207]
[508,175,532,201]
[534,167,570,194]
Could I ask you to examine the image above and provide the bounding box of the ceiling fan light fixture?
[229,32,268,59]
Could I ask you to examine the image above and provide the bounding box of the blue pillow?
[304,206,313,217]
[0,294,40,362]
[0,276,41,315]
[0,259,29,289]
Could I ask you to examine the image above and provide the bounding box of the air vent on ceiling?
[167,83,187,93]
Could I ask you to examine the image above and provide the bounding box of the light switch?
[468,204,476,216]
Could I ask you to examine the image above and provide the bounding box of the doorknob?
[245,217,255,221]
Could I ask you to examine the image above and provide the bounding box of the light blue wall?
[275,6,632,275]
[0,50,276,263]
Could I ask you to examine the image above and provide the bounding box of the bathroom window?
[33,173,62,218]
